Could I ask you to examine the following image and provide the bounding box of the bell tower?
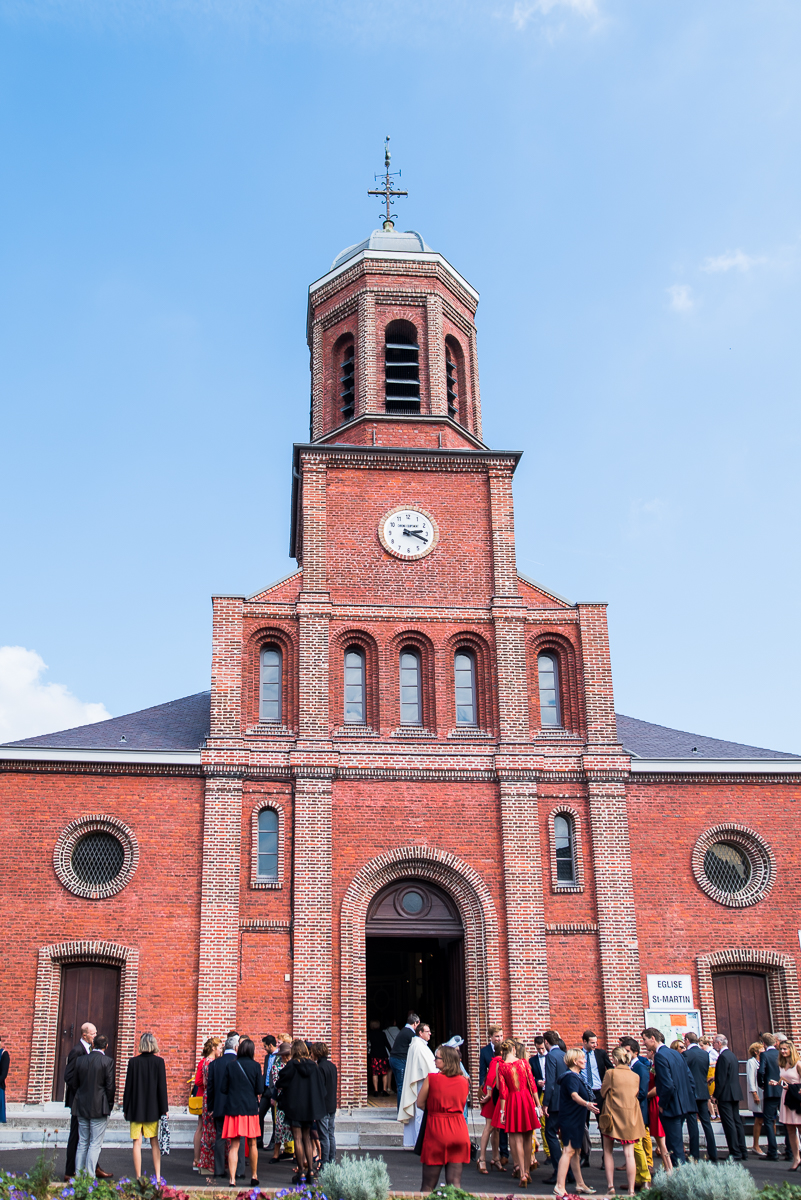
[306,153,484,449]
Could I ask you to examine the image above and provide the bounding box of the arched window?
[260,645,282,723]
[445,344,459,421]
[339,341,355,421]
[554,814,576,883]
[399,648,422,725]
[257,809,279,878]
[344,646,366,724]
[385,320,420,415]
[454,651,476,725]
[537,652,561,727]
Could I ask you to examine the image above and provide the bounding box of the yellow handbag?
[188,1074,203,1114]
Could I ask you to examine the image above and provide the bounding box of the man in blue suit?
[758,1032,782,1160]
[642,1027,697,1166]
[543,1029,574,1186]
[479,1026,508,1164]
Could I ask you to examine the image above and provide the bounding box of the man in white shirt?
[64,1023,112,1180]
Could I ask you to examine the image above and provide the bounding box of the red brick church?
[3,214,800,1109]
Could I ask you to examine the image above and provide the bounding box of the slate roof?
[616,713,799,760]
[2,692,797,759]
[3,691,212,751]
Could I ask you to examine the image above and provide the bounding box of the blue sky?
[0,0,799,750]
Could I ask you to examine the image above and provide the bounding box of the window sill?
[536,728,580,739]
[391,727,437,738]
[552,883,584,894]
[331,725,379,737]
[251,878,282,890]
[447,727,493,739]
[245,724,294,737]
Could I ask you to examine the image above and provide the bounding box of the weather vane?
[368,136,408,231]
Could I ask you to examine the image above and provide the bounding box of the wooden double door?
[53,965,121,1101]
[713,972,771,1063]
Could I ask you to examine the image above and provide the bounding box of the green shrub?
[317,1153,390,1200]
[61,1169,119,1200]
[758,1185,801,1200]
[649,1159,757,1200]
[426,1186,480,1200]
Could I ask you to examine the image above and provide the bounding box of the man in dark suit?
[529,1035,548,1096]
[683,1032,718,1161]
[206,1034,245,1178]
[580,1030,613,1166]
[63,1022,111,1180]
[388,1013,419,1107]
[642,1027,697,1166]
[714,1035,747,1160]
[0,1036,9,1124]
[758,1031,782,1160]
[68,1034,115,1178]
[479,1026,508,1163]
[543,1029,574,1186]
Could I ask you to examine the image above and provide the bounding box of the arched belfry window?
[399,648,422,725]
[446,345,458,421]
[454,651,476,725]
[339,341,355,421]
[260,645,282,723]
[257,809,279,878]
[554,814,576,883]
[385,320,420,415]
[537,652,561,727]
[344,646,366,724]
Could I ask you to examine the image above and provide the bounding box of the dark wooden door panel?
[713,972,771,1065]
[53,965,121,1101]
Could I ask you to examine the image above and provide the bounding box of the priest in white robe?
[399,1023,437,1148]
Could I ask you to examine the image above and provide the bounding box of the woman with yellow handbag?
[191,1037,222,1173]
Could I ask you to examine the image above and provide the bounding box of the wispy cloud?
[667,284,695,313]
[0,646,111,743]
[511,0,599,31]
[701,249,767,274]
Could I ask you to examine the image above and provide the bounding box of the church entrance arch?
[340,845,501,1108]
[366,881,467,1076]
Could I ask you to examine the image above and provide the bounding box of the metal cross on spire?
[368,136,408,231]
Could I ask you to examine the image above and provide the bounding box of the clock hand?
[402,529,429,542]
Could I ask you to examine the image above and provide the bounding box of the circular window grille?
[400,889,425,914]
[54,816,138,900]
[692,825,775,908]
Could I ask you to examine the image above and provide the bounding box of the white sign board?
[647,974,695,1010]
[644,1009,702,1045]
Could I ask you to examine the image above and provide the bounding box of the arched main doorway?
[366,880,467,1057]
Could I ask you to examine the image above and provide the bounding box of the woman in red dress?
[417,1045,471,1192]
[495,1039,540,1188]
[647,1064,673,1175]
[478,1053,503,1173]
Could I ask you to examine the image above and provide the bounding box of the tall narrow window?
[554,814,576,882]
[446,345,458,420]
[385,321,420,414]
[454,651,476,725]
[340,343,355,420]
[344,646,366,724]
[260,645,282,723]
[257,809,279,878]
[399,649,422,725]
[537,652,561,727]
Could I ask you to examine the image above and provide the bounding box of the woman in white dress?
[746,1041,766,1157]
[400,1024,437,1148]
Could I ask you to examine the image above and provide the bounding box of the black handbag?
[785,1083,801,1113]
[413,1109,428,1156]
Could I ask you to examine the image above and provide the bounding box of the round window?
[71,833,125,887]
[54,815,138,900]
[400,889,425,915]
[692,825,775,908]
[703,843,751,894]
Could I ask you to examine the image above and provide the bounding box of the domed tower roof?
[331,229,434,270]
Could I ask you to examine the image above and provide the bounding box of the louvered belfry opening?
[446,345,458,420]
[340,341,355,420]
[384,320,420,414]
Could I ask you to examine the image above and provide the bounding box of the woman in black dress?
[555,1048,598,1197]
[278,1039,327,1183]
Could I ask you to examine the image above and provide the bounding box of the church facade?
[3,225,800,1108]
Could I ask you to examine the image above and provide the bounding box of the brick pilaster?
[426,293,447,417]
[498,777,550,1036]
[488,465,529,742]
[357,291,377,416]
[291,773,334,1039]
[469,326,483,441]
[310,321,325,440]
[586,774,643,1041]
[577,603,618,744]
[197,774,243,1043]
[298,456,327,592]
[210,597,244,738]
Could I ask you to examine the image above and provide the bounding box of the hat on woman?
[444,1035,464,1047]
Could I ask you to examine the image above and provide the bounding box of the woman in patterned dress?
[269,1042,293,1163]
[198,1037,222,1174]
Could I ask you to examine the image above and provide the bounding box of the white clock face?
[379,507,439,560]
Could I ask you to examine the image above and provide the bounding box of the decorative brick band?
[696,949,801,1044]
[239,919,291,930]
[546,805,586,894]
[691,823,776,908]
[545,923,599,934]
[26,940,139,1103]
[340,844,501,1107]
[53,814,138,900]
